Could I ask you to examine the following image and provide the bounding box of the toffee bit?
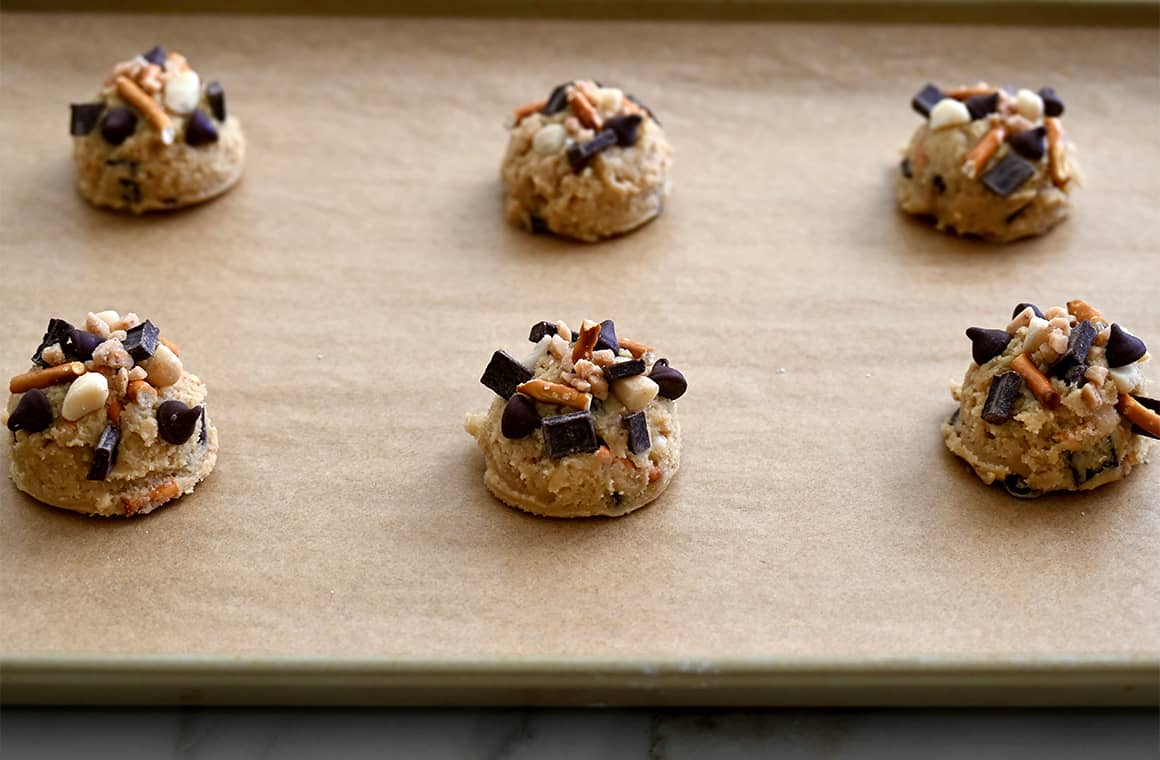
[981,371,1023,425]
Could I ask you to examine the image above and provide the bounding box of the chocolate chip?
[1069,436,1118,485]
[1012,303,1045,320]
[1105,323,1147,368]
[62,329,102,361]
[501,393,541,439]
[603,358,646,383]
[542,410,599,458]
[964,92,1000,120]
[542,82,572,115]
[32,318,75,367]
[605,113,642,147]
[911,83,944,117]
[1051,320,1097,381]
[566,129,617,172]
[7,389,52,434]
[87,424,121,481]
[594,320,619,354]
[1039,87,1064,117]
[1003,474,1043,499]
[205,81,226,121]
[529,321,559,343]
[650,363,687,400]
[966,327,1011,365]
[622,410,650,454]
[529,215,549,234]
[1133,396,1160,440]
[123,320,159,361]
[626,93,659,125]
[184,110,219,147]
[142,45,166,66]
[1008,127,1047,162]
[156,400,204,445]
[932,174,946,194]
[980,371,1023,425]
[982,153,1035,198]
[900,157,912,179]
[480,350,533,400]
[70,102,104,136]
[100,108,137,146]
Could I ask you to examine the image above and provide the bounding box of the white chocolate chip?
[595,87,623,114]
[164,70,201,115]
[523,335,552,368]
[61,372,108,421]
[1015,89,1044,122]
[142,343,183,387]
[929,98,971,130]
[533,123,566,155]
[611,374,659,412]
[1023,317,1052,353]
[1108,365,1141,394]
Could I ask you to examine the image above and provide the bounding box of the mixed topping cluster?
[906,82,1071,198]
[479,320,686,459]
[7,312,206,482]
[69,44,228,149]
[513,80,656,173]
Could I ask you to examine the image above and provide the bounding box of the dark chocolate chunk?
[100,107,137,146]
[542,410,599,459]
[650,363,687,400]
[184,110,219,147]
[480,350,533,400]
[1061,363,1089,387]
[1004,204,1032,224]
[1069,436,1118,486]
[1051,320,1096,381]
[948,407,961,427]
[70,102,104,136]
[528,321,559,343]
[501,393,541,439]
[622,410,650,454]
[205,81,227,121]
[32,318,75,367]
[594,320,619,354]
[964,92,1000,120]
[1038,87,1064,117]
[7,389,53,434]
[900,157,912,179]
[966,327,1011,366]
[1008,126,1046,162]
[626,93,659,125]
[119,178,142,204]
[62,329,102,362]
[529,215,549,234]
[87,424,121,481]
[123,320,160,361]
[1012,303,1045,320]
[981,371,1023,424]
[1132,396,1160,440]
[982,153,1035,198]
[156,400,204,445]
[1003,474,1043,499]
[142,45,166,66]
[603,359,646,383]
[1105,323,1147,368]
[566,128,617,172]
[542,82,572,115]
[198,406,208,446]
[605,113,643,147]
[932,174,946,194]
[911,83,944,117]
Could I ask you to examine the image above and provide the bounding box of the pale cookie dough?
[70,44,244,213]
[4,312,218,516]
[898,82,1079,243]
[501,80,673,242]
[465,319,687,518]
[943,300,1157,498]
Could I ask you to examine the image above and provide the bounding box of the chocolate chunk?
[542,82,572,115]
[1008,126,1047,162]
[501,393,541,439]
[100,108,137,146]
[982,153,1035,197]
[932,174,946,194]
[605,113,643,147]
[32,318,75,367]
[529,215,549,234]
[1105,323,1147,368]
[566,129,617,172]
[900,157,912,179]
[156,400,204,445]
[965,92,1000,120]
[1039,87,1064,117]
[542,411,599,458]
[87,424,121,481]
[948,407,960,427]
[1012,302,1045,320]
[70,102,104,136]
[62,329,102,361]
[1004,204,1032,224]
[142,45,166,66]
[529,321,559,343]
[622,410,650,454]
[1051,320,1096,381]
[198,406,208,446]
[626,93,659,125]
[119,178,142,204]
[480,350,533,400]
[123,320,159,361]
[184,110,219,147]
[1069,436,1118,485]
[1132,396,1160,440]
[205,81,227,121]
[965,327,1011,365]
[911,83,944,117]
[7,389,53,434]
[650,363,687,400]
[594,320,619,354]
[603,358,646,383]
[981,371,1023,424]
[1003,474,1043,499]
[1061,362,1089,387]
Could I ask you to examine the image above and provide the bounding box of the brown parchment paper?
[1,14,1158,677]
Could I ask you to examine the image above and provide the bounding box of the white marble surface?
[0,709,1156,759]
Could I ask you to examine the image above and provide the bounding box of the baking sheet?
[1,13,1158,705]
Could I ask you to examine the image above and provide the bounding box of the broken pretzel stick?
[1010,354,1060,410]
[516,379,592,411]
[9,362,86,394]
[962,124,1006,179]
[571,320,602,363]
[1066,299,1105,326]
[106,395,123,426]
[126,379,157,405]
[944,84,996,100]
[567,87,603,131]
[115,75,175,144]
[618,338,654,358]
[513,98,547,124]
[122,477,180,516]
[1117,395,1160,439]
[1044,117,1070,188]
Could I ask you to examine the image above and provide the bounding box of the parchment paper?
[1,15,1157,670]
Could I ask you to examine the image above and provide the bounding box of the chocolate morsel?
[965,327,1011,366]
[541,82,572,115]
[605,113,643,147]
[184,110,219,147]
[594,320,619,354]
[649,363,687,400]
[1038,87,1065,117]
[7,389,53,434]
[529,321,559,343]
[965,92,1000,120]
[1105,324,1147,368]
[100,108,138,146]
[62,329,103,362]
[142,45,166,66]
[501,394,541,439]
[156,400,204,445]
[566,129,617,172]
[1012,303,1045,320]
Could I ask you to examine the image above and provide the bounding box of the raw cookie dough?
[897,82,1079,243]
[4,311,218,516]
[70,44,245,213]
[943,300,1157,498]
[500,80,673,242]
[465,319,687,517]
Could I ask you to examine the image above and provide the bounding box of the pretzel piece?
[106,395,123,426]
[126,379,156,404]
[516,379,592,411]
[513,98,547,124]
[1066,299,1105,325]
[571,320,602,363]
[115,75,175,144]
[567,87,602,131]
[618,338,653,358]
[945,84,996,100]
[9,362,86,393]
[1118,395,1160,439]
[1044,117,1070,188]
[1010,354,1060,410]
[122,477,180,515]
[962,125,1006,179]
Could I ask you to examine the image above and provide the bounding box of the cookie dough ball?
[897,82,1079,242]
[465,319,687,517]
[4,312,218,516]
[501,80,673,242]
[943,300,1158,497]
[70,45,244,213]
